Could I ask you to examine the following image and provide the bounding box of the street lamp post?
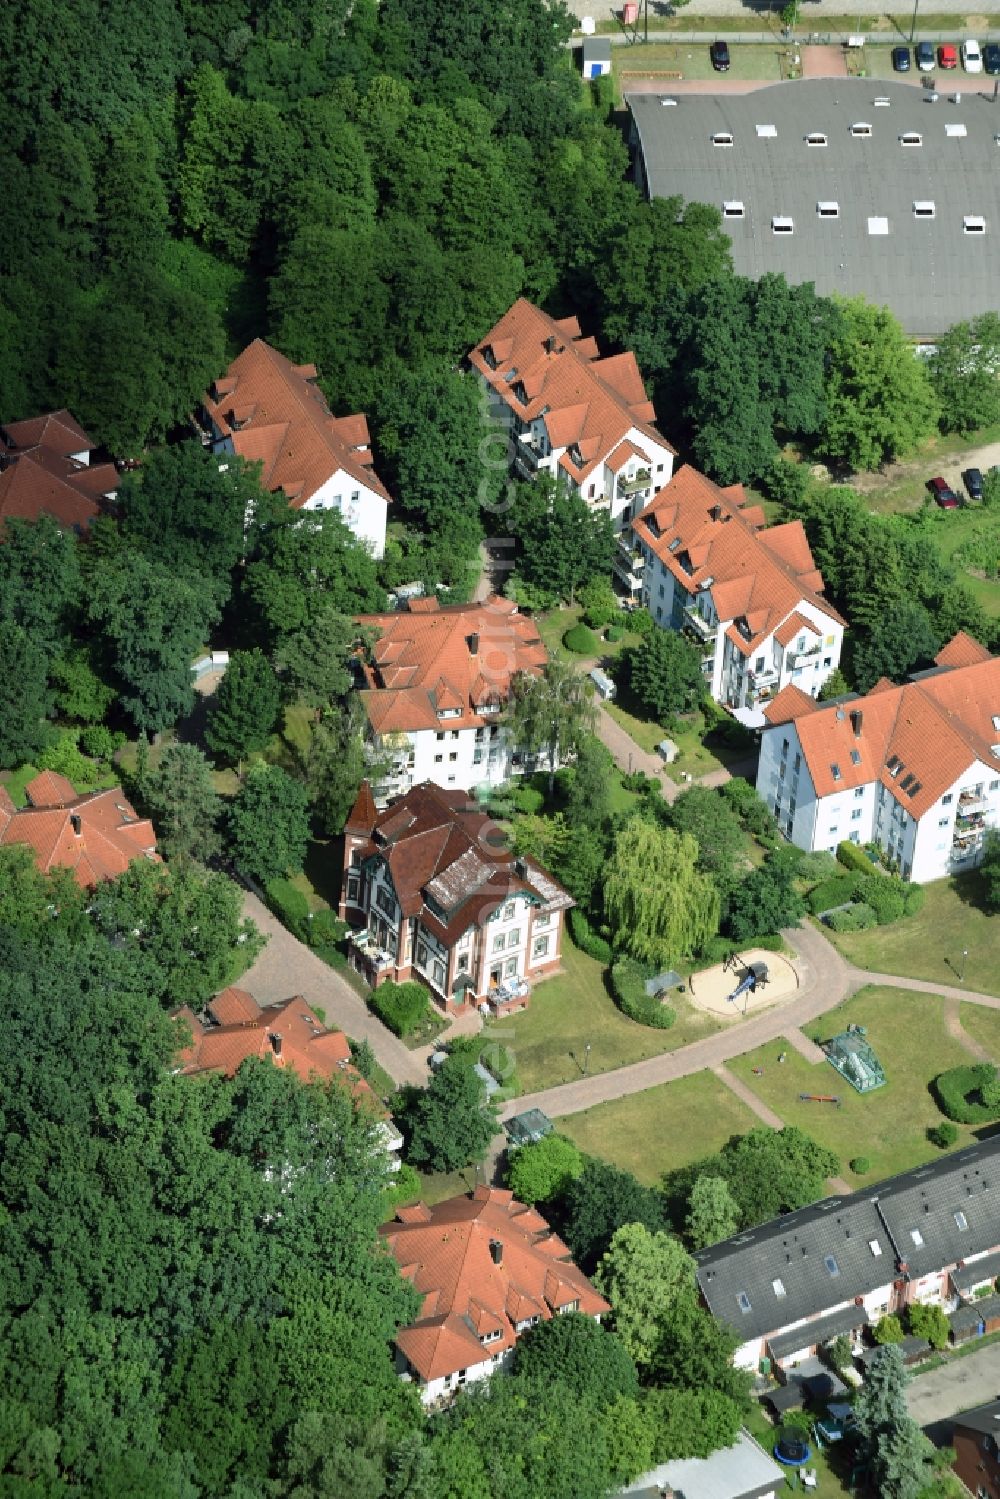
[584,1043,592,1076]
[960,948,969,982]
[910,0,920,44]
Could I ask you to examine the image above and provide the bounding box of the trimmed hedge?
[605,624,624,643]
[610,957,676,1030]
[826,903,877,933]
[808,873,863,915]
[308,908,348,949]
[265,877,310,939]
[932,1063,1000,1123]
[837,840,874,874]
[369,980,430,1038]
[563,623,600,655]
[569,908,613,964]
[855,874,906,926]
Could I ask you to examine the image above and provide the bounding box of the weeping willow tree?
[604,819,720,966]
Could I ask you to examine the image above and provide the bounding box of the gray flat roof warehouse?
[628,78,1000,337]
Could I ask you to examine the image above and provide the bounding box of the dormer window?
[482,1327,503,1345]
[512,380,528,404]
[482,345,498,370]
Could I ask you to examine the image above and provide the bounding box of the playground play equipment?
[824,1024,887,1094]
[800,1092,842,1107]
[724,951,770,1015]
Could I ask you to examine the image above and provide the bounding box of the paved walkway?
[714,1063,784,1126]
[499,922,1000,1125]
[907,1340,1000,1430]
[239,893,428,1087]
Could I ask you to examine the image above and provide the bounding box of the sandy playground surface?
[688,949,799,1019]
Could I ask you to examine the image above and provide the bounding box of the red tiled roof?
[173,990,382,1110]
[352,780,573,942]
[2,409,93,457]
[357,595,547,735]
[774,638,1000,818]
[774,611,820,649]
[380,1186,609,1382]
[763,683,823,726]
[25,770,78,806]
[0,446,115,535]
[469,299,674,485]
[632,465,844,655]
[0,784,158,887]
[203,339,389,510]
[935,631,993,669]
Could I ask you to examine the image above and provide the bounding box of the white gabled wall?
[302,468,387,558]
[374,722,515,801]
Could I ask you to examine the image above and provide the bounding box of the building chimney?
[544,334,556,354]
[489,1238,503,1265]
[709,503,722,522]
[70,813,82,836]
[270,1032,283,1058]
[850,709,863,737]
[468,632,480,656]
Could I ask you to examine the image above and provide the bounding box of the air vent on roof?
[945,122,967,137]
[868,217,890,235]
[712,131,734,147]
[723,200,745,219]
[817,201,840,218]
[874,95,891,107]
[805,132,827,146]
[756,123,777,138]
[899,132,922,147]
[964,215,987,234]
[772,216,794,235]
[851,121,873,137]
[913,201,935,219]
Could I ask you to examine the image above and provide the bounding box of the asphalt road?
[906,1340,1000,1432]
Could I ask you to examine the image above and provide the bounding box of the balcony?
[617,468,652,496]
[959,790,988,815]
[789,644,822,667]
[514,431,544,475]
[484,976,530,1017]
[348,930,396,982]
[613,541,645,591]
[749,662,781,686]
[683,603,718,645]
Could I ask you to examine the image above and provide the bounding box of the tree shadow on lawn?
[302,835,345,911]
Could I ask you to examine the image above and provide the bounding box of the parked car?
[961,38,983,71]
[892,45,911,72]
[984,42,1000,73]
[938,43,958,68]
[928,476,959,508]
[963,467,984,500]
[916,40,936,70]
[710,40,731,71]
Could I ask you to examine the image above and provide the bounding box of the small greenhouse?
[825,1026,886,1094]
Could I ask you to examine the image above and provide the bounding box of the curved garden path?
[498,922,1000,1125]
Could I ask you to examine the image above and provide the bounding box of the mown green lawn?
[0,765,41,807]
[484,933,721,1093]
[730,985,982,1182]
[559,1071,758,1185]
[958,1003,1000,1062]
[822,873,1000,998]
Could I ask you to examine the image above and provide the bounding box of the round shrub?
[563,623,600,655]
[307,909,348,950]
[932,1063,1000,1123]
[929,1120,960,1149]
[369,980,429,1039]
[605,624,624,643]
[826,903,877,933]
[510,785,545,815]
[856,874,906,926]
[873,1314,904,1345]
[610,957,676,1029]
[79,724,124,761]
[850,1156,870,1175]
[568,907,613,964]
[628,607,655,636]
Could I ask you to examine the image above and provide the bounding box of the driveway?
[907,1340,1000,1431]
[239,893,427,1087]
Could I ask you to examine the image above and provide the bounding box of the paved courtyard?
[907,1340,1000,1431]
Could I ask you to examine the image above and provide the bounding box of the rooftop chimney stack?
[489,1238,503,1265]
[70,813,82,836]
[468,632,480,656]
[709,503,722,522]
[544,334,556,354]
[851,709,863,737]
[270,1032,283,1058]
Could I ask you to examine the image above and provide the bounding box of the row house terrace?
[354,595,547,803]
[696,1136,1000,1377]
[339,781,573,1016]
[629,465,845,723]
[200,338,390,557]
[469,298,676,534]
[380,1187,609,1405]
[758,632,1000,881]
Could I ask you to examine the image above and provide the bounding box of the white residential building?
[758,632,1000,881]
[201,338,389,557]
[355,595,548,802]
[469,298,676,533]
[630,464,845,723]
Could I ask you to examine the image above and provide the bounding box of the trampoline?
[774,1429,812,1467]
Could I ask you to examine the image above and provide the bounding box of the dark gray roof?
[951,1246,1000,1292]
[627,79,1000,336]
[582,37,611,64]
[766,1302,869,1359]
[697,1136,1000,1340]
[874,1139,1000,1277]
[696,1191,889,1339]
[953,1397,1000,1436]
[860,1335,930,1366]
[949,1293,1000,1336]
